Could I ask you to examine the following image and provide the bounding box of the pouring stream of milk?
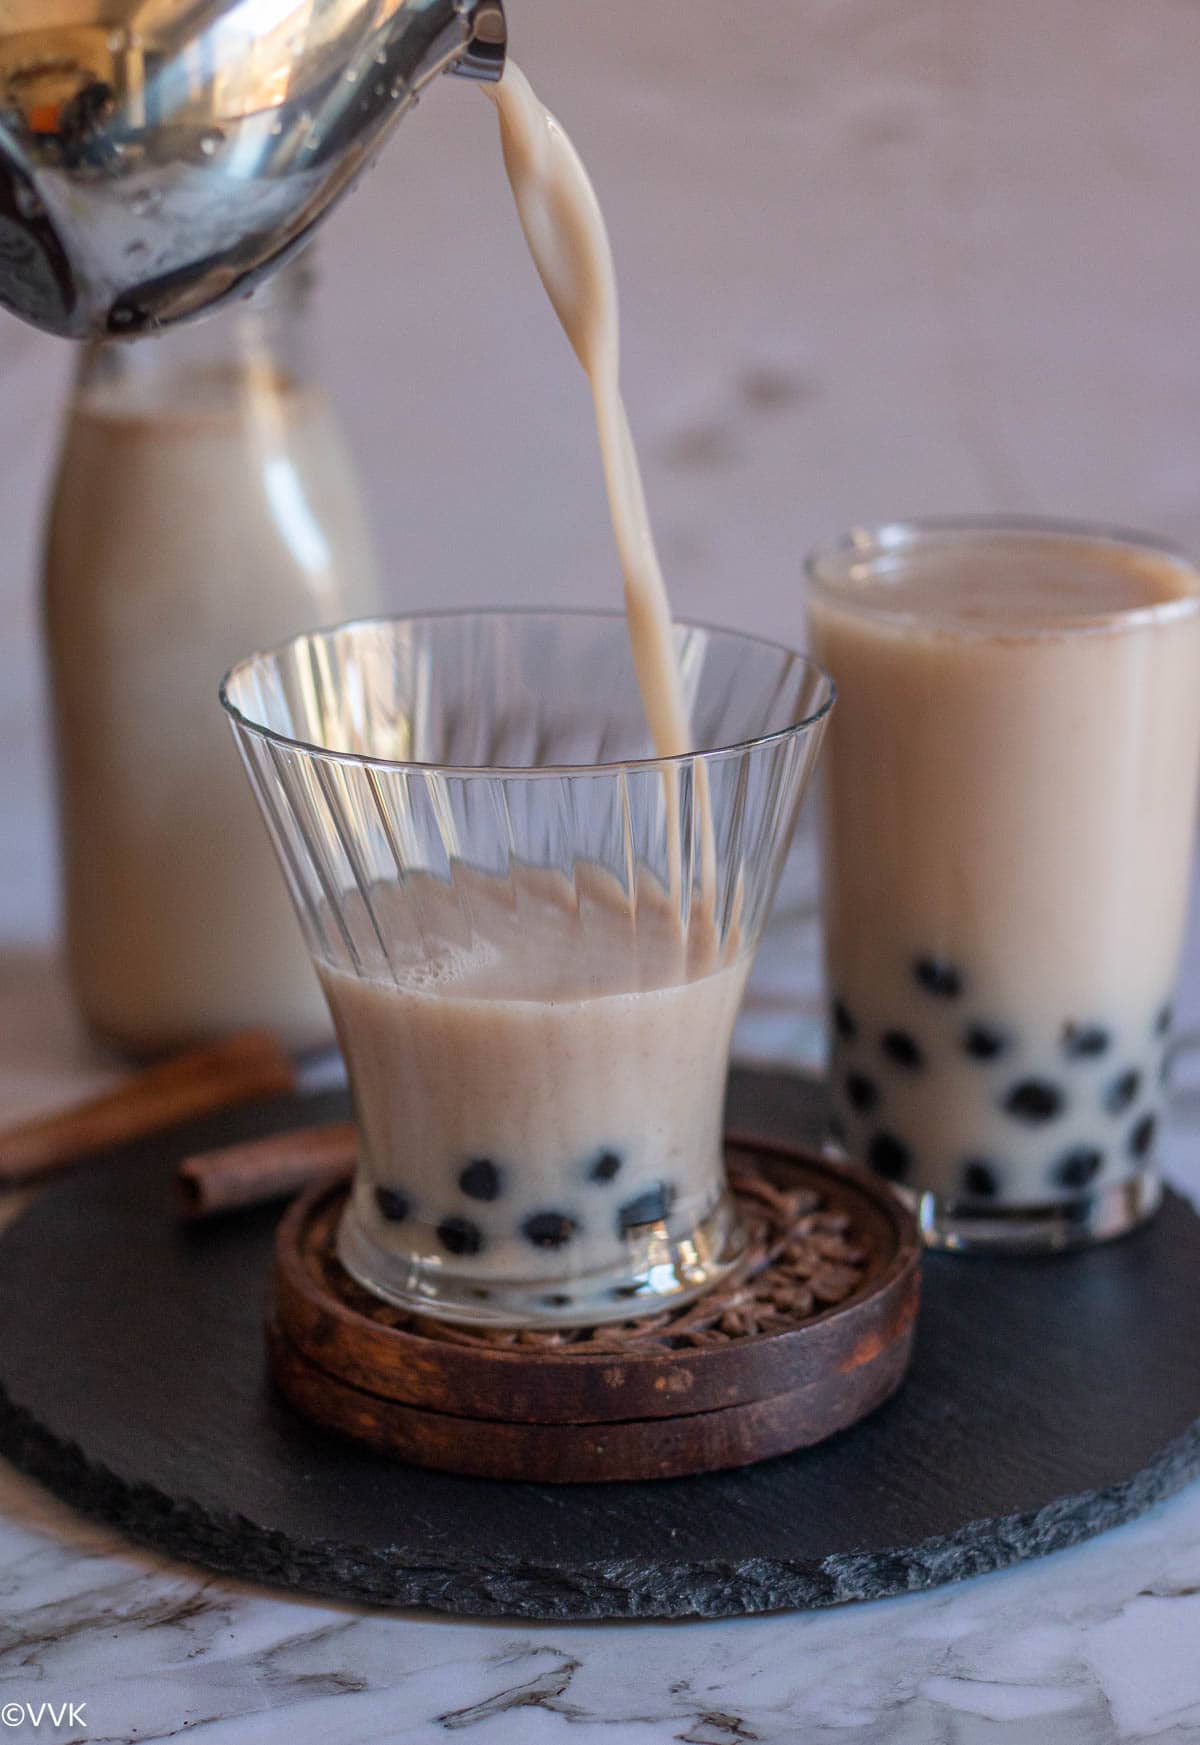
[484,64,716,900]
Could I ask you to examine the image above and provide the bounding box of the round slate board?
[0,1069,1198,1621]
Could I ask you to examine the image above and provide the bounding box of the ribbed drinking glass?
[222,610,833,1326]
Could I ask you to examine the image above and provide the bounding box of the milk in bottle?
[43,256,381,1055]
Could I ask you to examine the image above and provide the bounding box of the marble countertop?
[1,1450,1198,1745]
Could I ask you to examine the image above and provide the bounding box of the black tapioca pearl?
[588,1150,623,1184]
[881,1030,924,1071]
[374,1186,411,1223]
[617,1183,676,1233]
[1003,1079,1065,1124]
[914,956,963,999]
[1104,1069,1141,1116]
[468,1287,491,1301]
[845,1071,880,1114]
[961,1159,1000,1199]
[1052,1147,1103,1190]
[437,1216,484,1257]
[963,1022,1009,1061]
[1156,1003,1174,1037]
[1129,1113,1158,1158]
[458,1157,503,1202]
[1062,1022,1111,1060]
[833,999,857,1041]
[610,1283,644,1300]
[868,1132,911,1182]
[541,1293,573,1309]
[522,1210,579,1250]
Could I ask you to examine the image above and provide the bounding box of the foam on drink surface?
[825,538,1198,633]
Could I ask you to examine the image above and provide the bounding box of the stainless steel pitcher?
[0,0,506,338]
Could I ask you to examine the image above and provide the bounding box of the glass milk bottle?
[42,255,381,1056]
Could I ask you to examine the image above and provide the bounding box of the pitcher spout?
[0,0,507,339]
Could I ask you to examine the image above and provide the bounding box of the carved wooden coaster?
[270,1137,922,1482]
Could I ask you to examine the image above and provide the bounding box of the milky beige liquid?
[328,865,747,1313]
[323,65,741,1318]
[808,540,1200,1204]
[486,64,692,766]
[45,365,381,1053]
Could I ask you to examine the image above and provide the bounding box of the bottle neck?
[74,249,316,412]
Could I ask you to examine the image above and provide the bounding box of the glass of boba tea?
[222,611,833,1326]
[806,519,1200,1252]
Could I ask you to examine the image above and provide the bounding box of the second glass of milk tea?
[222,611,832,1326]
[807,519,1200,1252]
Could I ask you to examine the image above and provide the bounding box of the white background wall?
[4,0,1200,953]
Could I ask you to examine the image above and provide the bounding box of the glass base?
[335,1190,747,1329]
[912,1170,1162,1254]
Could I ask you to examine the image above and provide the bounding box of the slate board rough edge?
[2,1381,1197,1619]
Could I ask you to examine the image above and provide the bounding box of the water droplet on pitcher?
[14,183,44,221]
[128,187,161,218]
[343,66,359,83]
[106,28,127,52]
[199,130,221,157]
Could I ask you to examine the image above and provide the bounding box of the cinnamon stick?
[0,1031,297,1185]
[178,1121,356,1218]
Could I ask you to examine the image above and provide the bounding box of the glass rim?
[804,514,1200,639]
[219,605,836,780]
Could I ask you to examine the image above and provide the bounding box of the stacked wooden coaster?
[270,1137,922,1482]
